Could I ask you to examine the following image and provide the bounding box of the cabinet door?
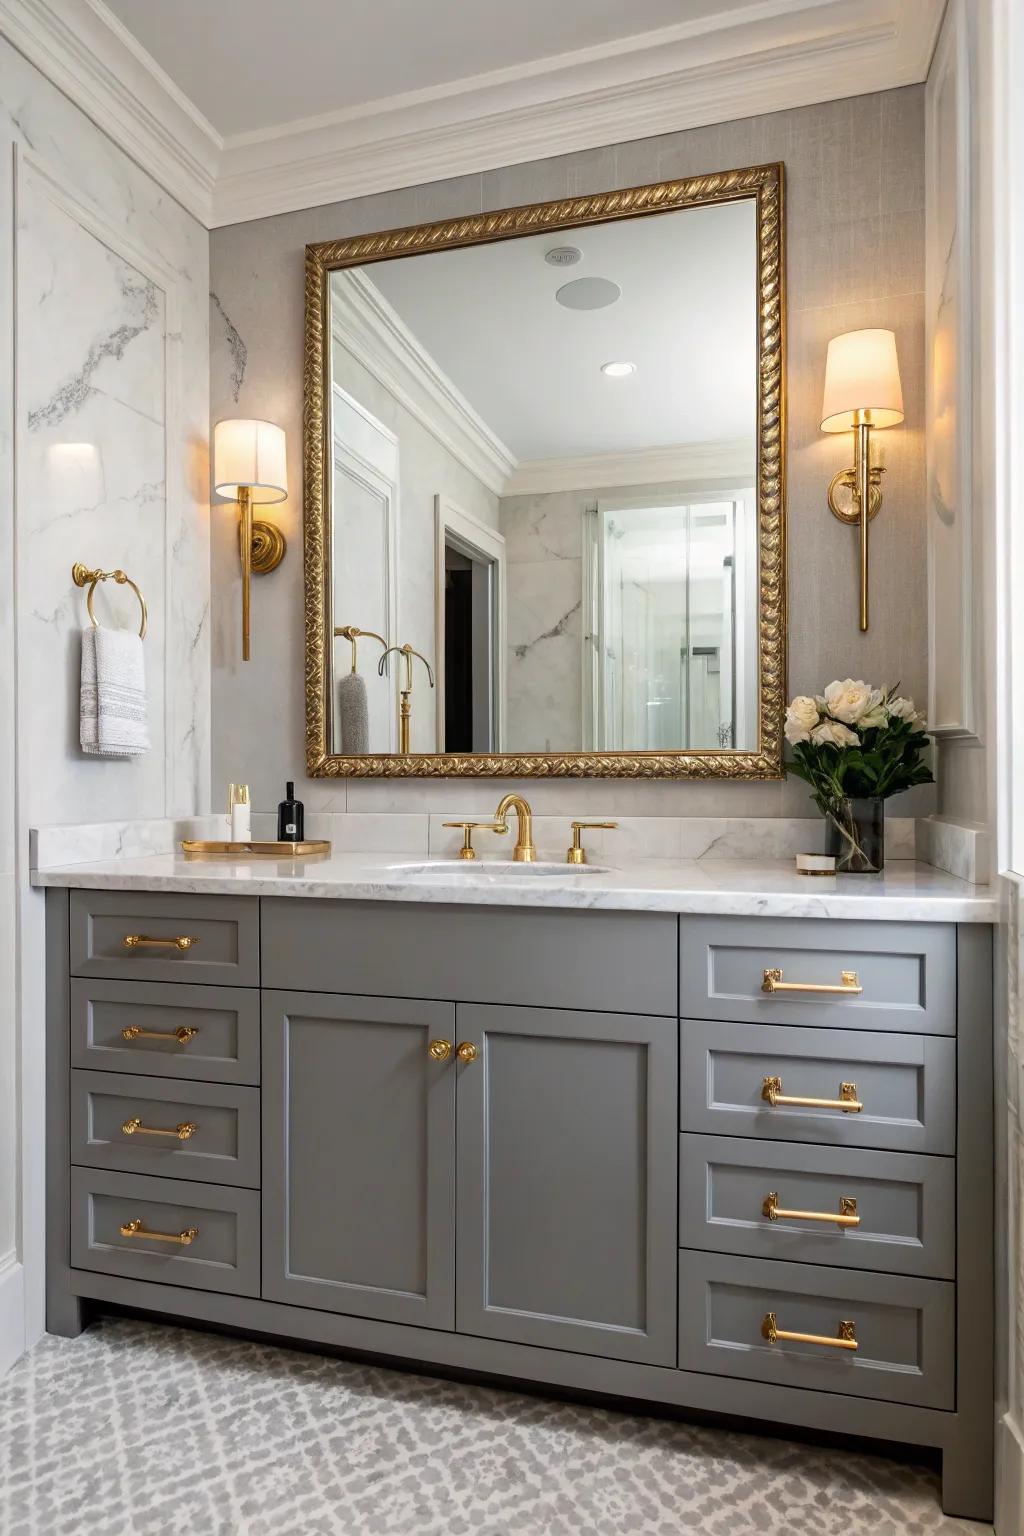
[456,1004,677,1364]
[262,991,456,1328]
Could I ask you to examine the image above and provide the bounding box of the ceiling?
[5,0,943,225]
[349,200,757,463]
[101,0,721,138]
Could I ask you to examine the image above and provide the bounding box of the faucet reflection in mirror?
[213,419,288,661]
[821,329,904,632]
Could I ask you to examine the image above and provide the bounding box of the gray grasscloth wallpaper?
[209,87,931,818]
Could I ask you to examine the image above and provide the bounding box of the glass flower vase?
[825,797,884,873]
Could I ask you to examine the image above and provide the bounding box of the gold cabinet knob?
[428,1038,453,1061]
[455,1041,478,1063]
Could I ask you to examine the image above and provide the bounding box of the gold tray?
[181,840,332,858]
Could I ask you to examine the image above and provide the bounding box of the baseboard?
[997,1413,1024,1535]
[0,1255,25,1377]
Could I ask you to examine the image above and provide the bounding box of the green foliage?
[785,691,933,814]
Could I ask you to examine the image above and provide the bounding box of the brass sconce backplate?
[827,466,884,525]
[251,520,287,574]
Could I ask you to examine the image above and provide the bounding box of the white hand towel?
[80,626,150,757]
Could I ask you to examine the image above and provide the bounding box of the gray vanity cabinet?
[47,892,995,1522]
[455,1004,677,1365]
[261,991,457,1330]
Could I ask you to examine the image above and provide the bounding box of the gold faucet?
[493,794,536,862]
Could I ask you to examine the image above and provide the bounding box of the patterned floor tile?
[0,1318,991,1535]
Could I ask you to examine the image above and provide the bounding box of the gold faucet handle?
[442,821,509,860]
[567,821,618,865]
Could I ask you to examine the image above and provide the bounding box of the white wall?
[330,341,498,762]
[930,3,1024,1530]
[0,35,210,1370]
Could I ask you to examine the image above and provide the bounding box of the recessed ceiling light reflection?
[601,361,636,378]
[555,277,621,310]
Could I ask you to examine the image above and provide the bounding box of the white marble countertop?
[30,851,998,922]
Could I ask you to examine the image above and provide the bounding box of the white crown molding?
[210,0,942,226]
[0,0,218,223]
[0,0,941,230]
[503,440,757,498]
[332,269,517,497]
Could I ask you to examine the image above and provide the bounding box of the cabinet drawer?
[70,1168,259,1296]
[679,916,954,1033]
[71,979,260,1084]
[71,1071,260,1188]
[680,1021,954,1154]
[679,1135,954,1278]
[71,891,259,987]
[678,1250,953,1409]
[262,899,676,1015]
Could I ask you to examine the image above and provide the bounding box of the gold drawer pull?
[763,1192,860,1227]
[762,1076,863,1113]
[121,1026,200,1045]
[123,934,199,952]
[762,1312,858,1351]
[762,967,861,995]
[119,1218,198,1246]
[121,1117,198,1141]
[428,1038,453,1061]
[456,1042,478,1063]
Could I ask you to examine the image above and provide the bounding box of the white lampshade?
[820,329,904,433]
[213,418,288,503]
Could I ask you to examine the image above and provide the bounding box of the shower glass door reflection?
[585,494,755,753]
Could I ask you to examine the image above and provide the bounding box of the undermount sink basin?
[386,860,608,878]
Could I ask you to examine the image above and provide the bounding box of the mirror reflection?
[327,198,758,757]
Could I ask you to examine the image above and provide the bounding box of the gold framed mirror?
[304,164,785,777]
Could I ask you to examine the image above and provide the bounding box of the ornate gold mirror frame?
[304,163,785,778]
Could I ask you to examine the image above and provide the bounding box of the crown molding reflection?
[0,0,941,230]
[503,439,757,498]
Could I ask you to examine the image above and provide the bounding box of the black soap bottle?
[277,781,304,843]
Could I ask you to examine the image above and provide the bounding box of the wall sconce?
[821,328,904,631]
[213,418,288,661]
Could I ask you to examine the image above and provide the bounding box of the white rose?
[811,718,859,748]
[858,690,888,730]
[823,679,873,724]
[784,695,819,744]
[887,696,918,722]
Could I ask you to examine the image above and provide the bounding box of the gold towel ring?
[72,563,148,640]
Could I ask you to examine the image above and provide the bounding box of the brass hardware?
[762,967,862,995]
[379,644,435,755]
[303,165,786,781]
[428,1038,454,1061]
[251,519,287,575]
[334,625,387,674]
[72,563,148,639]
[181,839,331,858]
[761,1312,858,1351]
[123,934,199,952]
[567,821,618,865]
[121,1117,198,1141]
[455,1042,478,1063]
[761,1076,863,1113]
[442,821,509,860]
[121,1025,199,1045]
[762,1192,860,1228]
[236,487,287,663]
[119,1218,198,1246]
[493,794,535,862]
